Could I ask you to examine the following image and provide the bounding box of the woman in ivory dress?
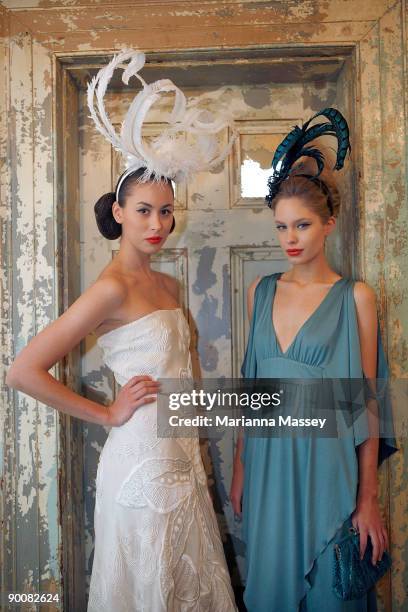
[7,50,237,611]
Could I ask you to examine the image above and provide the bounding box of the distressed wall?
[1,22,61,612]
[0,1,10,603]
[1,1,407,610]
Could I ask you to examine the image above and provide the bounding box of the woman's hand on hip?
[107,375,160,427]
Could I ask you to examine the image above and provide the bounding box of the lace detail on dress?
[88,309,237,611]
[116,457,194,512]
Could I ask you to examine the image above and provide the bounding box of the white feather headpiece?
[87,49,236,198]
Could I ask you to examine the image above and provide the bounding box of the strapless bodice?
[96,308,191,387]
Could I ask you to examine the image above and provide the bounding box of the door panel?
[79,75,347,589]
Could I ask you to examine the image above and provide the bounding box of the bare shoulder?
[353,281,377,308]
[158,272,181,302]
[91,273,128,304]
[55,273,128,336]
[59,274,128,330]
[352,282,378,374]
[6,273,129,376]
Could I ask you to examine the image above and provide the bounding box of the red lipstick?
[146,237,162,244]
[286,249,303,256]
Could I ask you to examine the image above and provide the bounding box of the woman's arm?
[247,276,261,322]
[6,276,159,426]
[352,281,389,564]
[230,276,261,516]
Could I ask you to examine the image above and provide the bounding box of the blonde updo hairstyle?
[269,160,341,223]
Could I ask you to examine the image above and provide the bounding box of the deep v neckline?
[271,273,344,357]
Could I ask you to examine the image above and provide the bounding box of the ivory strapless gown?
[87,308,236,612]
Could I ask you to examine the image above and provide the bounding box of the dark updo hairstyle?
[94,167,175,240]
[269,163,340,222]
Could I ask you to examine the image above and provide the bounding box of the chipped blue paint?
[193,246,217,294]
[195,263,231,371]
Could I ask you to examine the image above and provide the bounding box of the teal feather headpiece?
[266,108,351,208]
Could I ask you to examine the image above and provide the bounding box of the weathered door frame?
[2,1,406,604]
[56,45,363,609]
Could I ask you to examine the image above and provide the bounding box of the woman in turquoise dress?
[230,109,397,611]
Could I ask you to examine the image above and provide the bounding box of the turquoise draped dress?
[241,273,398,612]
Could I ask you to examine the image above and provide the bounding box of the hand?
[351,497,389,565]
[230,461,244,518]
[106,375,160,427]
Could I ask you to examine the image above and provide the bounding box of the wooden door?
[79,60,350,592]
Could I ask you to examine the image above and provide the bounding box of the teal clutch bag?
[333,525,392,600]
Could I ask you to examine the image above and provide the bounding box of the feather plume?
[266,107,351,207]
[87,49,237,188]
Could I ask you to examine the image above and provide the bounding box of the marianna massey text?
[169,415,327,429]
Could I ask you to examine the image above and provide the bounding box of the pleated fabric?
[241,273,397,612]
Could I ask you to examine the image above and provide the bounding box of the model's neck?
[284,258,338,285]
[114,241,152,277]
